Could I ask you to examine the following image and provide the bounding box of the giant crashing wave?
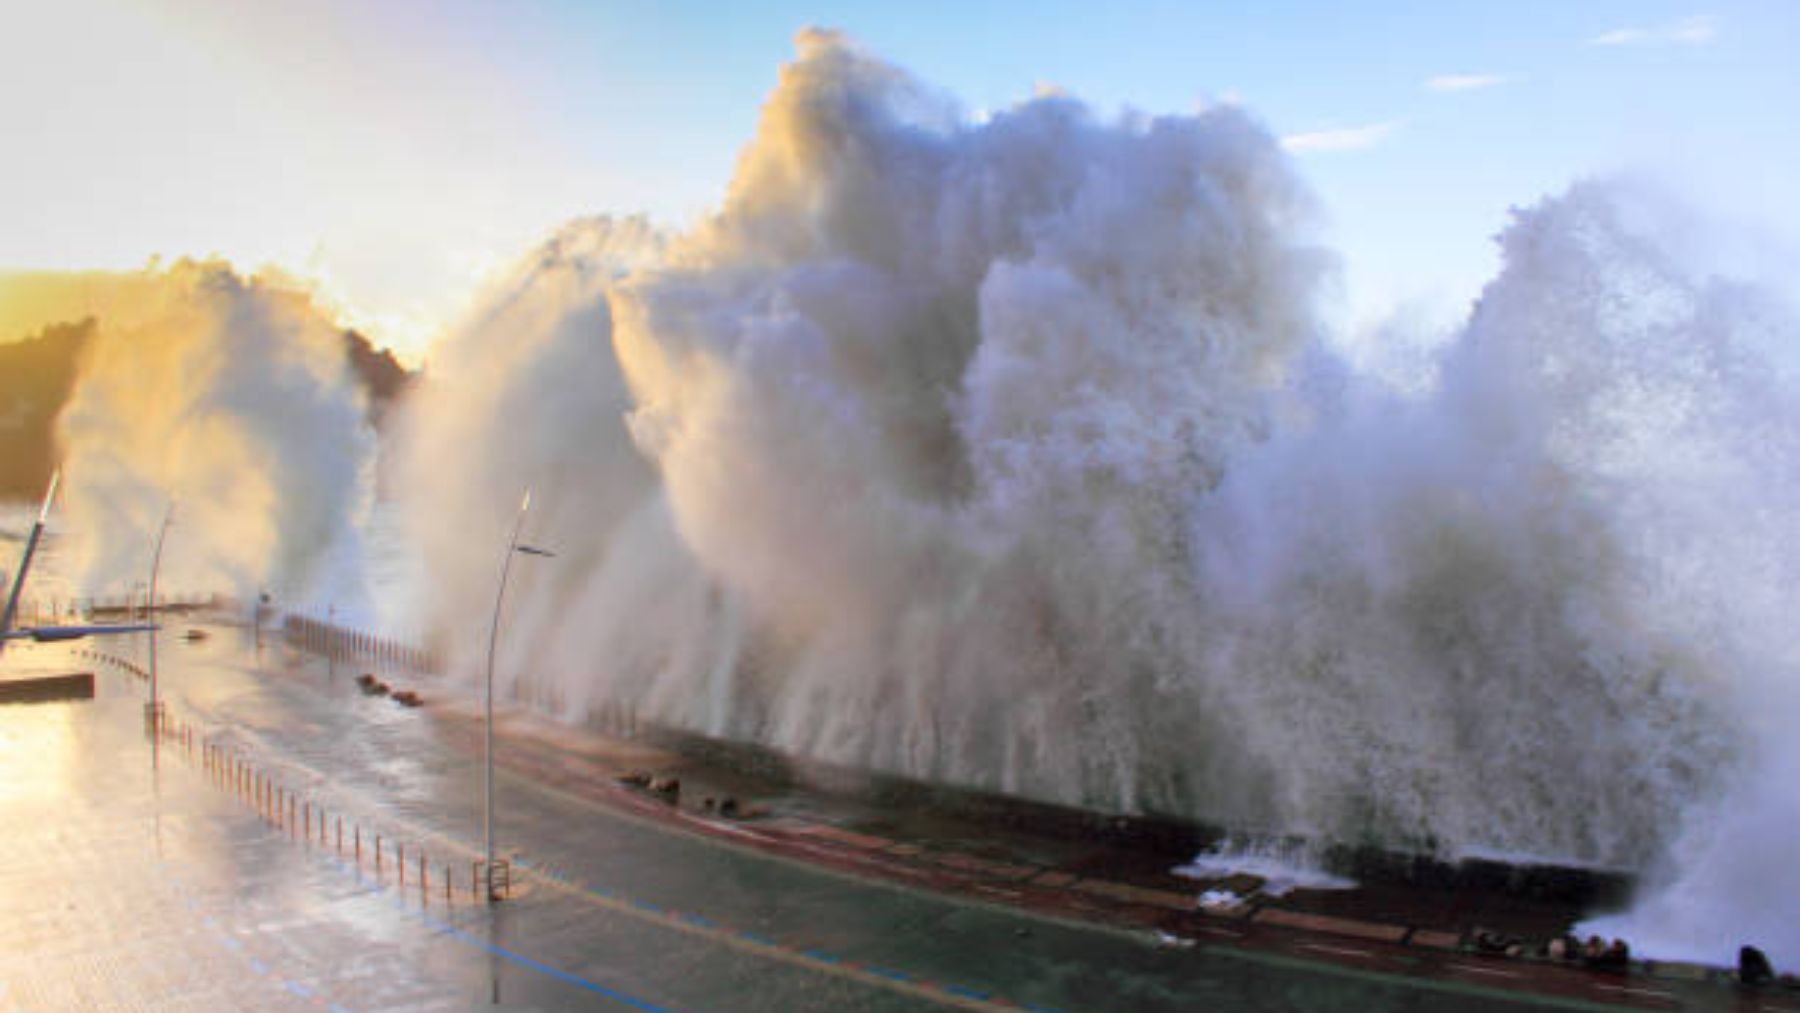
[396,32,1800,951]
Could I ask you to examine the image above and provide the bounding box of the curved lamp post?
[484,488,553,902]
[146,499,174,730]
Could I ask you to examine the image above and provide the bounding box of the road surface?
[1,628,1769,1011]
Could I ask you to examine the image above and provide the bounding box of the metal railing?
[84,646,506,905]
[282,614,441,674]
[11,590,222,624]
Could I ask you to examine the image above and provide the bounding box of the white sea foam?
[1175,838,1356,897]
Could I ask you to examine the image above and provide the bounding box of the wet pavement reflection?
[1,632,1614,1011]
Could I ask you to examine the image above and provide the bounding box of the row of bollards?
[83,649,505,906]
[82,648,153,685]
[192,729,506,903]
[282,615,440,674]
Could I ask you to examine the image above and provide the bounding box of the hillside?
[0,318,93,500]
[0,319,414,499]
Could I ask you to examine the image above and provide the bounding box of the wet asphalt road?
[0,630,1656,1011]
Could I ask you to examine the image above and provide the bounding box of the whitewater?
[35,30,1800,967]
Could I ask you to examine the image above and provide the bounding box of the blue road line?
[411,906,680,1013]
[166,867,360,1013]
[315,852,681,1013]
[864,965,915,982]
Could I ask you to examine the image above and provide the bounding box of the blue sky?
[4,0,1795,359]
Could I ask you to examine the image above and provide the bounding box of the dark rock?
[391,690,422,707]
[1583,938,1629,973]
[1740,945,1774,987]
[1474,929,1518,954]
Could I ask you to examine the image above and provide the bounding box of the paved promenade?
[5,629,1797,1011]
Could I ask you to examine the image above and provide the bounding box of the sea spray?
[389,215,703,720]
[394,33,1798,963]
[607,30,1328,816]
[54,259,374,603]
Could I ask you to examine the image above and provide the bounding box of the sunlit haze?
[4,0,1796,362]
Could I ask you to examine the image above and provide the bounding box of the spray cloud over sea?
[386,32,1800,964]
[54,259,375,603]
[14,29,1794,968]
[379,33,1800,964]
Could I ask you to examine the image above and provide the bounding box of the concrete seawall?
[636,723,1634,909]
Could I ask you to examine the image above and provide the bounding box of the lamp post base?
[475,858,511,903]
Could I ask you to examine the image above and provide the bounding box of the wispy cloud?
[1281,120,1402,154]
[1424,73,1509,93]
[1590,14,1716,47]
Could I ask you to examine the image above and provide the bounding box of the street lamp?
[146,499,174,731]
[483,488,553,902]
